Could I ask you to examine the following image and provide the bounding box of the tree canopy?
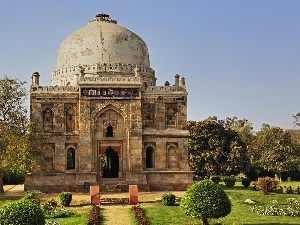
[188,119,249,178]
[249,124,300,180]
[0,76,44,193]
[180,180,231,225]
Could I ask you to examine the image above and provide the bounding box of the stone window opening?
[44,146,54,171]
[43,108,53,132]
[167,146,178,169]
[146,146,155,168]
[67,148,75,170]
[66,107,75,133]
[106,124,113,137]
[166,105,177,127]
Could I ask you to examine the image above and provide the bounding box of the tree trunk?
[202,218,209,225]
[0,169,4,193]
[277,172,282,181]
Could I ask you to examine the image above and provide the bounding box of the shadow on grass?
[243,224,297,225]
[0,195,21,201]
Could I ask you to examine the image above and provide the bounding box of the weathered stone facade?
[26,14,193,192]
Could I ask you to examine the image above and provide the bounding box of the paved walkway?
[101,204,132,225]
[4,184,25,196]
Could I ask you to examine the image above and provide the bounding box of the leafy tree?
[249,124,300,180]
[292,112,300,128]
[180,180,231,225]
[217,116,254,148]
[188,119,249,179]
[0,76,45,193]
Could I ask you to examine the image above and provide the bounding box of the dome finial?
[91,13,117,24]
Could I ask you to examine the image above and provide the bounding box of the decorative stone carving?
[103,120,117,128]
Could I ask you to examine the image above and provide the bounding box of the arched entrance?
[101,146,119,178]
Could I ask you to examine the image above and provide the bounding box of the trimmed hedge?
[0,199,45,225]
[161,193,176,206]
[242,177,251,188]
[180,180,231,225]
[224,177,236,187]
[58,192,72,207]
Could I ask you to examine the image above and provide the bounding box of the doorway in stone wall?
[101,146,119,178]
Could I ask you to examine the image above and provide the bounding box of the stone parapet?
[52,63,155,79]
[78,76,141,87]
[143,86,187,94]
[30,86,79,93]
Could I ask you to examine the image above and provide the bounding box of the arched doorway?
[101,147,119,178]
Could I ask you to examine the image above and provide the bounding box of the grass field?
[142,182,300,224]
[1,181,300,225]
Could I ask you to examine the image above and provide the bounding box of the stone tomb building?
[26,14,193,192]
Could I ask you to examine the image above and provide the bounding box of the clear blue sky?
[1,0,299,131]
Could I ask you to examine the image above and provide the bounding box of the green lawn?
[142,181,300,225]
[1,182,300,225]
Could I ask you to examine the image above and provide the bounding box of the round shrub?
[0,199,45,225]
[242,177,251,188]
[161,193,176,206]
[224,177,236,187]
[255,176,279,195]
[180,180,231,225]
[22,190,43,205]
[58,192,72,207]
[210,176,221,184]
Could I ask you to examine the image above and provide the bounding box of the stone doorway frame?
[97,140,123,181]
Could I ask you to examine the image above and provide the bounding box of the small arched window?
[67,148,75,170]
[66,108,75,132]
[43,108,53,132]
[146,146,154,168]
[106,124,113,137]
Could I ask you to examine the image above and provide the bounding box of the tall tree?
[292,112,300,128]
[217,116,254,147]
[0,76,34,192]
[250,124,300,180]
[188,119,249,179]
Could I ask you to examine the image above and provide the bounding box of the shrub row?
[132,205,149,225]
[88,205,100,225]
[0,190,75,225]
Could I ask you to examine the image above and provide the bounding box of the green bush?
[0,199,45,225]
[242,177,251,188]
[22,190,44,205]
[58,192,72,207]
[224,177,236,187]
[180,180,231,225]
[161,193,176,206]
[3,168,26,185]
[211,176,221,184]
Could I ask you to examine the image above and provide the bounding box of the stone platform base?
[25,171,194,193]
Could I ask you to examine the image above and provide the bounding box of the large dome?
[52,14,154,86]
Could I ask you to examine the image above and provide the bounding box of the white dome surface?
[57,15,150,69]
[51,14,154,86]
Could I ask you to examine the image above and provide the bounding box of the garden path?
[101,204,132,225]
[4,184,25,196]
